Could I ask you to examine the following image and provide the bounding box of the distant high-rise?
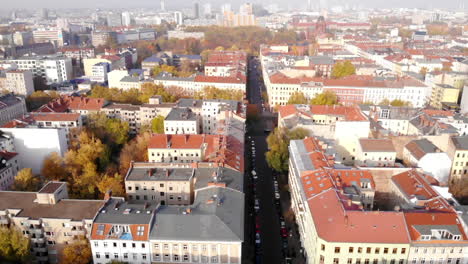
[160,0,166,12]
[40,8,48,20]
[122,12,132,26]
[174,11,183,25]
[11,10,17,20]
[193,2,200,19]
[203,3,212,17]
[107,12,122,27]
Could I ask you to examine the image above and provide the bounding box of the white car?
[255,233,261,244]
[252,170,258,179]
[254,199,260,211]
[275,192,280,199]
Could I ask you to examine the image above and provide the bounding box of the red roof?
[310,105,368,121]
[35,96,107,112]
[0,151,18,160]
[404,212,468,242]
[278,105,298,118]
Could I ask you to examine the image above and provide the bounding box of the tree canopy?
[310,91,338,105]
[152,64,193,78]
[331,61,356,79]
[379,99,411,107]
[0,226,31,263]
[13,168,41,192]
[287,92,308,105]
[61,237,92,264]
[25,90,60,111]
[119,132,151,175]
[194,86,244,101]
[90,83,181,105]
[266,127,309,173]
[151,115,165,134]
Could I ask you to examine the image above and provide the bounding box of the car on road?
[281,228,288,238]
[255,233,261,244]
[275,192,280,199]
[252,170,257,180]
[254,199,260,211]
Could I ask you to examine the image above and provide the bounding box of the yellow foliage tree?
[13,168,41,192]
[61,236,92,264]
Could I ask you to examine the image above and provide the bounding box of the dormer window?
[137,226,145,236]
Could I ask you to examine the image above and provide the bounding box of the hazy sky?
[1,0,464,10]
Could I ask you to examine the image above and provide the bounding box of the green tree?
[87,113,130,145]
[13,168,41,192]
[390,99,411,107]
[266,127,309,173]
[331,61,356,79]
[287,92,308,104]
[151,115,165,134]
[194,86,244,101]
[0,226,31,263]
[61,237,92,264]
[310,91,338,105]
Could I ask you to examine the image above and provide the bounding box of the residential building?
[90,197,154,264]
[164,108,200,135]
[147,134,244,172]
[0,94,27,126]
[288,137,409,264]
[12,31,34,46]
[36,95,109,117]
[83,55,126,77]
[57,47,96,61]
[0,181,106,263]
[355,138,396,167]
[5,56,73,85]
[403,139,452,184]
[4,70,34,96]
[32,28,66,47]
[91,31,118,47]
[430,83,460,109]
[447,136,468,182]
[91,62,111,83]
[363,105,420,136]
[0,151,19,191]
[278,104,370,163]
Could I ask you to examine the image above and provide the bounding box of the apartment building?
[5,70,34,96]
[36,96,109,117]
[83,55,126,77]
[0,181,106,264]
[403,139,452,184]
[164,108,201,135]
[57,47,96,61]
[288,136,468,264]
[355,138,396,167]
[362,105,420,136]
[90,198,155,264]
[278,104,370,163]
[447,136,468,183]
[0,94,27,126]
[5,56,73,85]
[147,134,244,172]
[90,62,111,83]
[32,28,66,47]
[430,83,460,109]
[0,151,19,191]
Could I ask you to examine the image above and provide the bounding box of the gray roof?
[165,107,197,121]
[0,94,24,110]
[127,167,195,182]
[150,187,244,242]
[154,73,195,82]
[177,98,203,108]
[120,76,140,83]
[413,225,462,236]
[103,103,140,111]
[94,198,158,225]
[309,56,334,65]
[451,136,468,150]
[143,55,163,64]
[409,139,440,154]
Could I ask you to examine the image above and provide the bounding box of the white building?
[6,56,73,85]
[403,139,452,184]
[4,70,34,96]
[355,138,396,167]
[122,12,132,26]
[0,94,27,127]
[0,127,69,174]
[0,151,20,191]
[108,70,131,89]
[91,62,111,83]
[32,28,66,47]
[164,108,200,135]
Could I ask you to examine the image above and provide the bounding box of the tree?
[390,99,411,107]
[331,61,356,79]
[119,132,152,175]
[151,115,165,134]
[0,226,31,263]
[13,168,41,192]
[287,92,308,105]
[41,152,68,182]
[61,237,92,264]
[87,113,130,145]
[266,127,309,173]
[97,173,125,197]
[310,91,338,105]
[194,86,244,101]
[25,90,59,111]
[419,67,428,76]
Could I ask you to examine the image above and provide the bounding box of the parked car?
[254,199,260,211]
[255,233,261,244]
[275,192,280,199]
[281,228,288,238]
[252,170,258,180]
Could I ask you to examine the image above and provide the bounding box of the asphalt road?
[244,57,284,264]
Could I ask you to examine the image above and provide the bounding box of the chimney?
[347,199,352,207]
[144,202,149,209]
[166,169,170,178]
[186,208,192,214]
[104,190,112,201]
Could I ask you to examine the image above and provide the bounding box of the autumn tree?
[379,99,411,107]
[0,226,31,263]
[119,132,152,175]
[331,61,356,79]
[13,168,41,192]
[25,90,60,111]
[419,67,428,76]
[61,237,92,264]
[266,127,309,173]
[41,152,68,182]
[87,112,130,146]
[151,115,165,134]
[194,86,244,101]
[310,91,338,105]
[97,173,125,197]
[287,92,308,105]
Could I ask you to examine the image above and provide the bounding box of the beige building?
[0,151,19,191]
[447,136,468,183]
[0,181,105,264]
[5,70,34,96]
[0,94,27,126]
[430,83,460,109]
[355,138,396,167]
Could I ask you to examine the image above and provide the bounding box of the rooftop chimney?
[104,190,112,201]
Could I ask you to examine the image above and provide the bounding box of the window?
[365,259,370,264]
[114,253,118,259]
[174,255,180,261]
[321,244,325,251]
[367,247,372,254]
[349,247,354,253]
[132,243,136,248]
[384,248,389,254]
[320,255,325,264]
[105,253,110,259]
[183,245,188,251]
[334,258,339,264]
[96,253,100,258]
[142,243,146,248]
[420,258,426,264]
[184,255,189,261]
[122,243,126,248]
[164,244,169,250]
[113,242,117,247]
[348,259,353,264]
[401,248,406,254]
[132,253,137,260]
[123,253,128,259]
[94,242,99,247]
[374,260,379,264]
[375,248,380,254]
[142,254,147,260]
[103,242,108,248]
[393,248,398,254]
[335,247,341,253]
[358,247,363,253]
